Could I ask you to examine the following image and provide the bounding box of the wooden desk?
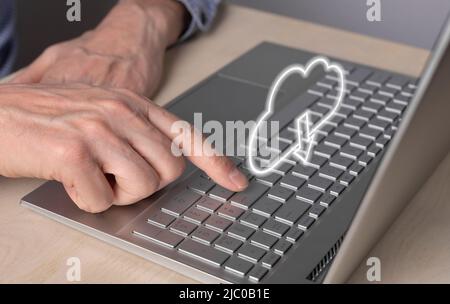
[1,4,448,283]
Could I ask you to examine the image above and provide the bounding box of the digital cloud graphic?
[247,56,346,176]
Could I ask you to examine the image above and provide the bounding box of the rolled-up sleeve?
[176,0,222,41]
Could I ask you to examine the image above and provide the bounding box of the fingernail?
[228,167,248,190]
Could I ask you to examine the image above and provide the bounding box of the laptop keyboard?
[131,63,417,282]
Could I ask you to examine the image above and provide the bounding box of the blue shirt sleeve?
[176,0,222,41]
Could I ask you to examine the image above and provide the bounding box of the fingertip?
[227,167,249,192]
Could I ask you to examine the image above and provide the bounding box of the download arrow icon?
[247,56,346,176]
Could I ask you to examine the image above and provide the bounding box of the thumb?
[9,52,55,84]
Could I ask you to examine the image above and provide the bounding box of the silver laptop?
[20,17,450,283]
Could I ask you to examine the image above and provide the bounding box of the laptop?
[20,18,450,283]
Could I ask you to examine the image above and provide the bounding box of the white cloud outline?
[247,56,346,176]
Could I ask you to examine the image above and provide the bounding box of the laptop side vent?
[306,236,344,282]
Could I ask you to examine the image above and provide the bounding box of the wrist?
[118,0,188,47]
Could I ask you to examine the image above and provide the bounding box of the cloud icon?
[247,56,346,176]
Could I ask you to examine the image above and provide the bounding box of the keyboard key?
[225,256,254,276]
[314,143,338,158]
[308,174,333,192]
[369,117,391,131]
[360,126,382,140]
[393,94,410,105]
[179,239,230,267]
[292,164,317,179]
[161,191,201,216]
[263,219,290,237]
[209,185,235,201]
[306,154,328,169]
[273,239,292,255]
[261,252,280,268]
[339,173,355,186]
[298,215,315,230]
[347,68,372,85]
[133,223,184,248]
[309,104,331,116]
[256,173,281,186]
[330,183,346,196]
[240,212,267,228]
[285,227,304,243]
[317,77,337,89]
[376,136,390,148]
[330,155,354,170]
[319,164,344,181]
[230,182,268,209]
[319,194,336,207]
[386,75,409,89]
[318,96,337,108]
[238,244,266,263]
[377,110,399,123]
[349,164,365,176]
[358,83,378,94]
[183,207,210,224]
[335,125,357,139]
[205,215,232,232]
[386,101,406,114]
[309,204,326,218]
[275,198,310,225]
[191,226,220,245]
[272,162,293,175]
[349,90,370,102]
[378,86,398,97]
[296,186,322,203]
[147,210,176,228]
[278,129,297,143]
[252,197,282,217]
[251,231,278,249]
[280,174,306,190]
[358,154,373,167]
[248,266,268,282]
[366,72,389,86]
[340,144,363,160]
[188,174,214,194]
[350,135,372,150]
[371,93,391,105]
[362,101,384,113]
[344,117,366,130]
[196,196,222,213]
[336,106,354,119]
[227,223,255,241]
[214,235,243,253]
[170,219,197,236]
[367,144,382,157]
[218,203,245,220]
[342,97,362,110]
[308,84,329,96]
[268,185,294,202]
[353,108,375,121]
[324,134,348,148]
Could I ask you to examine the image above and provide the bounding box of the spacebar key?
[178,239,230,266]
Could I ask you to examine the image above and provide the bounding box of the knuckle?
[101,98,135,116]
[165,157,186,182]
[80,117,110,138]
[53,138,91,166]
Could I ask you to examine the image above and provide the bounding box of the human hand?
[0,84,248,213]
[10,0,187,97]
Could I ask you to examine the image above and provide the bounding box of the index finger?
[145,102,248,192]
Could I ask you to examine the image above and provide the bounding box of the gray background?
[13,0,450,70]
